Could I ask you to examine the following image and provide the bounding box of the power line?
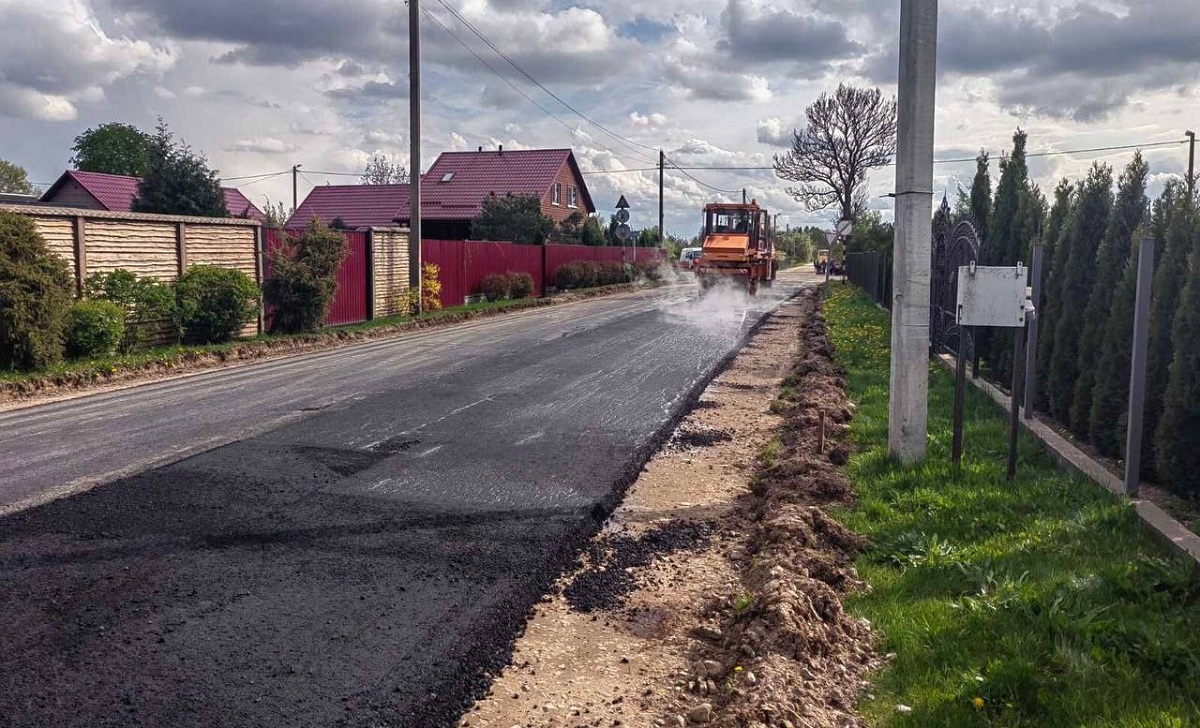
[220,169,291,182]
[236,170,289,189]
[431,0,659,165]
[421,6,655,169]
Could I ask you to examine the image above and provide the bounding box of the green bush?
[262,221,347,334]
[85,269,176,351]
[633,260,663,282]
[597,261,625,286]
[66,300,125,358]
[555,262,584,290]
[0,210,74,370]
[506,271,534,299]
[481,273,511,302]
[175,265,259,344]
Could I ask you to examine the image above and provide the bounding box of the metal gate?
[930,198,982,357]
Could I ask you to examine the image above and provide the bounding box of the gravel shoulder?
[465,286,877,728]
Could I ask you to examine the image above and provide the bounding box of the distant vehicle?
[678,247,703,270]
[815,249,829,274]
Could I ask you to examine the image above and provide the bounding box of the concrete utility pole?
[409,0,423,309]
[888,0,938,464]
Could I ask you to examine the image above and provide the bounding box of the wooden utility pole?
[292,164,301,211]
[1186,130,1196,200]
[658,150,665,245]
[888,0,938,464]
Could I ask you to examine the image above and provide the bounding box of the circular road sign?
[615,208,630,224]
[616,223,633,243]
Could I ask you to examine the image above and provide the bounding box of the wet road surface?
[0,274,809,728]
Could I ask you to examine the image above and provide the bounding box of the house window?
[552,183,561,205]
[568,186,578,208]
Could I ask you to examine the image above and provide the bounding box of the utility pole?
[658,150,664,246]
[292,164,301,211]
[1186,130,1196,200]
[409,0,423,311]
[888,0,938,464]
[742,188,747,204]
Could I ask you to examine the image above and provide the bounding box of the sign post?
[615,196,633,280]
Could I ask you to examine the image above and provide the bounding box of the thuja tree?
[1035,179,1074,409]
[1046,163,1113,423]
[1087,237,1143,457]
[1156,236,1200,499]
[1142,183,1195,475]
[969,151,991,239]
[1069,153,1148,436]
[0,211,74,370]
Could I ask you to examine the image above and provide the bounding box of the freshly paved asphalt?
[0,274,808,728]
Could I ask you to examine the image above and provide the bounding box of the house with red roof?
[286,147,595,239]
[40,170,265,221]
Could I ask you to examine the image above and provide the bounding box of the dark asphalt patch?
[671,426,735,449]
[562,520,715,613]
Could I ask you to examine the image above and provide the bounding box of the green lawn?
[824,283,1200,728]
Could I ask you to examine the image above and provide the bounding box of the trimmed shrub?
[555,262,585,290]
[175,265,259,344]
[0,210,73,370]
[597,261,625,286]
[507,271,534,299]
[263,221,347,333]
[421,262,442,312]
[85,269,176,351]
[634,260,663,282]
[66,300,125,358]
[481,273,511,302]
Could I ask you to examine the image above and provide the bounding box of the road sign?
[615,208,630,224]
[615,195,630,209]
[836,218,853,237]
[616,223,633,243]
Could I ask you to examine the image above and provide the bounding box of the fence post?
[72,215,87,296]
[1123,237,1156,496]
[176,222,188,279]
[1023,243,1044,418]
[365,230,376,320]
[541,244,548,298]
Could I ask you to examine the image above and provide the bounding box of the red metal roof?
[397,148,595,221]
[42,170,263,220]
[286,184,411,229]
[223,188,265,221]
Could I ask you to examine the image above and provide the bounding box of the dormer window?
[568,186,578,208]
[551,182,562,205]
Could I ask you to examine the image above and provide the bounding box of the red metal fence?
[425,240,665,309]
[265,230,667,322]
[265,228,370,327]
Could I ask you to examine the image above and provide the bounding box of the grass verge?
[0,284,640,396]
[823,283,1200,728]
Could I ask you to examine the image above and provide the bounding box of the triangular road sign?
[615,195,630,209]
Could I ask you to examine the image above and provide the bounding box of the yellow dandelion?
[734,666,743,672]
[971,697,984,710]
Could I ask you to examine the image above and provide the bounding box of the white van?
[678,247,703,270]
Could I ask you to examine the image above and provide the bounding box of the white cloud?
[224,136,299,154]
[756,118,792,147]
[630,112,667,127]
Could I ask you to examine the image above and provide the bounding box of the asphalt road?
[0,273,809,728]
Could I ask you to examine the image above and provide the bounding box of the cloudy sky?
[0,0,1196,235]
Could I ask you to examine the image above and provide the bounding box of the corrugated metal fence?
[845,251,893,310]
[265,228,370,327]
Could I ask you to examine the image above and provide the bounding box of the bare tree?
[773,84,897,221]
[361,154,409,185]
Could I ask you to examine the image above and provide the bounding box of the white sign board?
[956,265,1030,328]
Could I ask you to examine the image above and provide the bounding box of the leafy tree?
[0,159,38,195]
[263,220,348,334]
[1144,187,1197,475]
[969,150,992,239]
[773,84,897,221]
[1046,163,1113,423]
[0,210,73,370]
[1070,153,1148,436]
[1035,179,1074,409]
[132,121,229,217]
[637,227,661,248]
[361,154,408,185]
[262,198,292,227]
[470,193,553,244]
[70,123,151,177]
[848,210,893,254]
[1156,241,1200,498]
